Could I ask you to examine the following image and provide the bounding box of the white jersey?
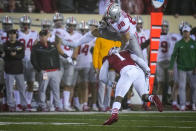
[157,34,171,62]
[0,30,8,45]
[109,11,136,37]
[76,38,95,68]
[55,28,82,57]
[136,29,150,63]
[18,30,38,60]
[168,33,182,59]
[48,30,56,43]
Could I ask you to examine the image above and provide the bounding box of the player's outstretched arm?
[59,31,95,47]
[99,60,109,85]
[131,53,150,76]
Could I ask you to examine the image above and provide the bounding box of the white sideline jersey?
[0,30,8,44]
[76,38,96,68]
[18,30,38,60]
[168,33,182,59]
[48,30,56,43]
[55,28,82,57]
[136,29,150,63]
[157,34,171,62]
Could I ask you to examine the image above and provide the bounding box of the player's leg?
[5,74,15,111]
[178,70,187,111]
[37,71,49,111]
[24,60,35,107]
[49,71,62,111]
[188,72,196,111]
[89,65,98,111]
[133,68,163,112]
[15,74,29,111]
[156,62,164,102]
[98,81,106,111]
[171,63,180,110]
[62,63,76,111]
[104,67,139,125]
[104,70,116,111]
[79,68,90,111]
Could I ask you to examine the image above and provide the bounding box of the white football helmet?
[88,19,98,27]
[65,17,77,25]
[78,21,89,34]
[53,13,64,28]
[135,16,143,24]
[53,13,64,21]
[41,19,53,31]
[65,17,77,32]
[108,47,120,55]
[1,16,13,32]
[104,3,121,23]
[161,20,169,34]
[19,15,32,31]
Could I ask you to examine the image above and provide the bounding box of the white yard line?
[0,122,195,129]
[0,111,195,115]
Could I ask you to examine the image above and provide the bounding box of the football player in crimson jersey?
[18,15,38,111]
[100,47,163,125]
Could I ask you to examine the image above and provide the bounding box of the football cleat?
[103,113,119,125]
[172,105,180,111]
[152,95,163,112]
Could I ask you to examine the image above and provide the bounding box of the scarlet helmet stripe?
[107,3,114,17]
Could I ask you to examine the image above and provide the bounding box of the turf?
[0,111,196,131]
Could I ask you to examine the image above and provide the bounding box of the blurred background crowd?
[0,0,196,18]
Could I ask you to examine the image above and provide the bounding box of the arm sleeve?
[93,38,100,69]
[99,60,109,84]
[131,53,150,73]
[30,47,41,72]
[60,31,95,47]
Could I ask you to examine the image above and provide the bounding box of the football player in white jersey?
[74,21,94,111]
[0,16,13,44]
[156,20,171,104]
[88,19,99,111]
[135,16,150,64]
[168,25,182,110]
[0,16,13,111]
[18,15,38,110]
[60,3,143,61]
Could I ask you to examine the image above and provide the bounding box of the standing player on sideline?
[156,20,171,104]
[0,16,13,44]
[88,19,99,111]
[168,22,183,110]
[100,47,163,125]
[18,15,38,110]
[75,21,91,111]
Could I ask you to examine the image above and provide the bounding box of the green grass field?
[0,111,196,131]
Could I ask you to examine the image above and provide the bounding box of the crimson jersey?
[104,50,136,74]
